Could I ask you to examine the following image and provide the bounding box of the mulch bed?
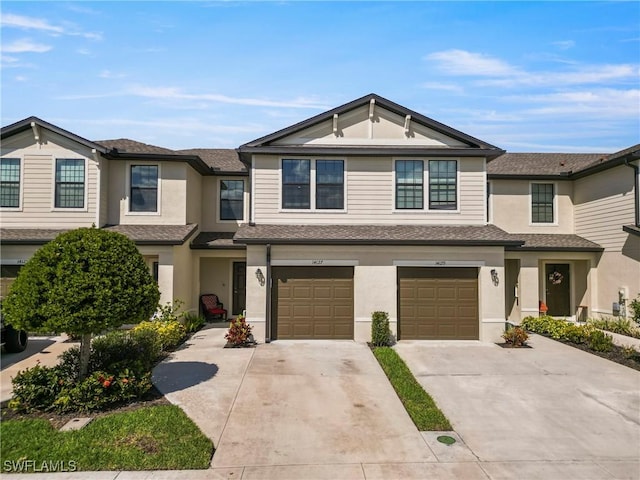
[0,386,171,429]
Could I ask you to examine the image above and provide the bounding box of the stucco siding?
[252,155,486,224]
[1,129,98,228]
[574,165,635,250]
[200,176,248,231]
[244,244,506,343]
[107,160,187,225]
[185,166,202,226]
[491,179,574,233]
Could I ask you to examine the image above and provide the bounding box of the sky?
[1,1,639,153]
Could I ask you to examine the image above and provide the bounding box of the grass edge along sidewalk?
[372,346,452,431]
[0,405,213,473]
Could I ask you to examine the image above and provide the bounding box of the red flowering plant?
[224,315,255,347]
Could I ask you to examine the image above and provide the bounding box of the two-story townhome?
[0,118,249,317]
[2,94,638,344]
[488,148,640,325]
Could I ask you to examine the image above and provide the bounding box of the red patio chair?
[200,294,228,321]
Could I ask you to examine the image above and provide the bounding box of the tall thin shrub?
[371,311,391,346]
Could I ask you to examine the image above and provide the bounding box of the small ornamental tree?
[3,227,160,379]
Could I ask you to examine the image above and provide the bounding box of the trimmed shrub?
[10,364,152,413]
[133,320,186,351]
[225,315,253,346]
[630,295,640,323]
[9,364,68,412]
[587,329,614,352]
[182,312,206,333]
[371,311,391,346]
[588,317,640,339]
[58,329,162,381]
[502,326,528,347]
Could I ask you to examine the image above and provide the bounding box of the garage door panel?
[399,267,479,340]
[272,267,354,340]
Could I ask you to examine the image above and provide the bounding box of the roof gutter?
[625,157,640,227]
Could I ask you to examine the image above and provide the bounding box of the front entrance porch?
[196,254,247,319]
[505,252,596,323]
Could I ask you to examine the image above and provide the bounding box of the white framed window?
[393,158,459,212]
[128,163,160,215]
[53,158,87,211]
[530,182,556,224]
[428,160,457,210]
[280,158,345,211]
[219,179,245,221]
[0,157,22,210]
[395,160,424,209]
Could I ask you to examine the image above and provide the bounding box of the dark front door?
[232,262,246,315]
[545,263,571,316]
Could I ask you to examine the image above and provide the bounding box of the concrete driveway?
[395,334,640,479]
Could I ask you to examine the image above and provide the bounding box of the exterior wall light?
[255,268,265,286]
[491,269,499,286]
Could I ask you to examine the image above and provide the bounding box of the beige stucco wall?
[244,244,507,343]
[107,160,188,225]
[490,179,574,233]
[504,251,598,322]
[1,129,100,228]
[252,155,487,225]
[199,176,249,231]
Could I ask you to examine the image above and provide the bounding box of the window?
[282,159,310,209]
[130,165,158,212]
[316,160,344,209]
[486,181,492,222]
[152,261,159,283]
[0,158,20,208]
[396,160,423,209]
[531,183,554,223]
[220,180,244,220]
[55,159,85,208]
[429,160,457,210]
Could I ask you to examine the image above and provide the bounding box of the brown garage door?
[271,266,354,339]
[398,267,478,340]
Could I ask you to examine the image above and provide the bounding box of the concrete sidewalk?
[1,335,75,404]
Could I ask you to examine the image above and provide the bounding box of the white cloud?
[421,82,464,93]
[126,86,331,109]
[425,49,519,76]
[1,13,64,34]
[99,70,127,79]
[426,49,639,88]
[55,85,331,110]
[1,13,102,40]
[1,39,52,53]
[516,88,640,118]
[552,40,575,50]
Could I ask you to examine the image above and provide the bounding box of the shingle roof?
[487,153,607,176]
[95,138,176,155]
[0,228,71,244]
[177,149,247,174]
[233,224,523,246]
[102,224,198,245]
[506,234,602,251]
[191,231,245,249]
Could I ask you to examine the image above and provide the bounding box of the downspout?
[265,244,272,343]
[625,158,640,226]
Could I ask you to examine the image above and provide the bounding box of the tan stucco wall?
[244,244,507,343]
[199,176,248,231]
[505,251,598,322]
[107,160,188,225]
[491,179,574,233]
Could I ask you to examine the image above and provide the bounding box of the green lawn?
[0,405,213,472]
[373,346,452,431]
